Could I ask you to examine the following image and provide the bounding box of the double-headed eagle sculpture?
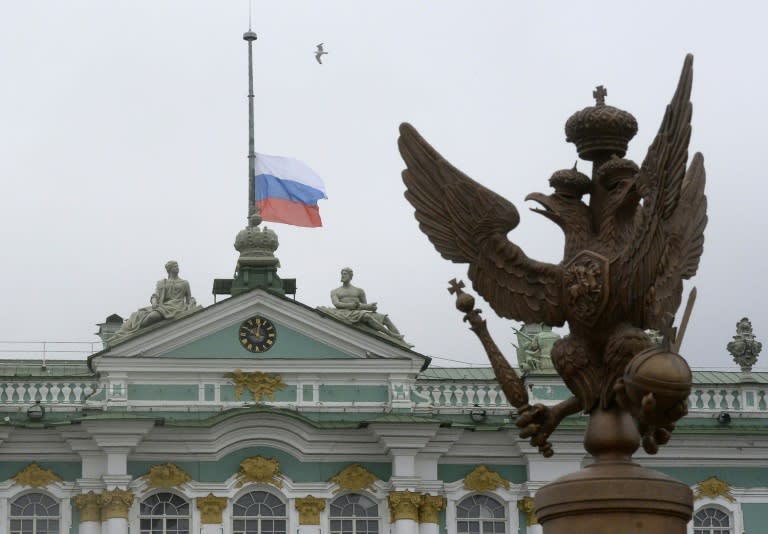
[399,55,707,457]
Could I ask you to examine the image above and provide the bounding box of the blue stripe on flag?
[255,174,327,205]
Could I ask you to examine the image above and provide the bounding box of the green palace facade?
[0,248,765,534]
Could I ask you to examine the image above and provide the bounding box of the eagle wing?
[620,54,707,329]
[398,122,565,326]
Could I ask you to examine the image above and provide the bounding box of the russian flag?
[254,153,327,228]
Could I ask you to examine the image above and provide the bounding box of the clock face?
[239,316,277,353]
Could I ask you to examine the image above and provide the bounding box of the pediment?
[91,289,428,369]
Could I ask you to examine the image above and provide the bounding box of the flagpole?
[243,27,257,220]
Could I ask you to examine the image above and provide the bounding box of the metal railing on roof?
[0,341,100,362]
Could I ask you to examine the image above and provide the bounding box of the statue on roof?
[318,267,411,347]
[727,317,762,372]
[514,324,559,374]
[111,260,202,343]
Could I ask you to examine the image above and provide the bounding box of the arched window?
[330,493,379,534]
[233,491,287,534]
[10,492,60,534]
[139,492,190,534]
[693,507,732,534]
[456,494,506,534]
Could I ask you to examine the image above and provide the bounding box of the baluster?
[4,384,14,402]
[465,385,477,406]
[454,386,465,406]
[487,387,499,406]
[72,384,82,402]
[759,391,767,411]
[50,384,61,403]
[700,390,711,409]
[713,390,723,409]
[39,384,49,402]
[60,383,71,402]
[15,384,26,403]
[476,386,487,406]
[431,386,442,406]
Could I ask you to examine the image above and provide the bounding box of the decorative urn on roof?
[727,317,762,373]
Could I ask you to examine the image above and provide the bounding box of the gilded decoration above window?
[463,465,510,492]
[236,456,283,488]
[695,476,735,502]
[12,463,63,488]
[142,463,192,489]
[329,464,379,493]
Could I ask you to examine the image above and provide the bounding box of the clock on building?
[238,316,277,353]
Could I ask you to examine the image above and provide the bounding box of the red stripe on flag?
[256,198,323,228]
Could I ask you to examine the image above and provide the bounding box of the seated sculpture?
[111,260,201,343]
[318,267,409,345]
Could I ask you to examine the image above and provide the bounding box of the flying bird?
[398,55,707,455]
[315,43,328,64]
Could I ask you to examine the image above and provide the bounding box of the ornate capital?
[225,369,286,402]
[517,497,538,526]
[236,456,283,488]
[695,476,735,502]
[142,463,192,489]
[463,465,510,492]
[329,464,379,493]
[388,491,422,522]
[419,494,445,524]
[99,489,134,520]
[12,463,62,488]
[296,496,326,525]
[73,491,101,523]
[197,494,228,524]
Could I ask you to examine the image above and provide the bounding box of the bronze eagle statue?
[398,55,707,456]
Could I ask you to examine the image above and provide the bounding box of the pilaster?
[296,496,326,534]
[419,494,445,534]
[197,493,228,534]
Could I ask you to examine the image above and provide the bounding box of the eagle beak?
[525,192,560,223]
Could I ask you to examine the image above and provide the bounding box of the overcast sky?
[0,1,765,369]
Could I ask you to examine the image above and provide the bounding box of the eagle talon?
[517,404,558,455]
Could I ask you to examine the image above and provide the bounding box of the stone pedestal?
[535,408,692,534]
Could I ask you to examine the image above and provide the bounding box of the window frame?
[137,490,192,534]
[7,490,63,534]
[329,492,381,534]
[688,500,741,534]
[454,493,507,534]
[231,488,289,534]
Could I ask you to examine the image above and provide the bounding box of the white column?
[526,525,543,534]
[389,491,422,534]
[201,525,225,534]
[73,491,101,534]
[103,517,128,534]
[419,522,439,534]
[99,488,133,534]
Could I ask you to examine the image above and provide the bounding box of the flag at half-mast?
[254,153,327,228]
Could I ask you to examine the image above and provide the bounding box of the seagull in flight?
[315,43,328,64]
